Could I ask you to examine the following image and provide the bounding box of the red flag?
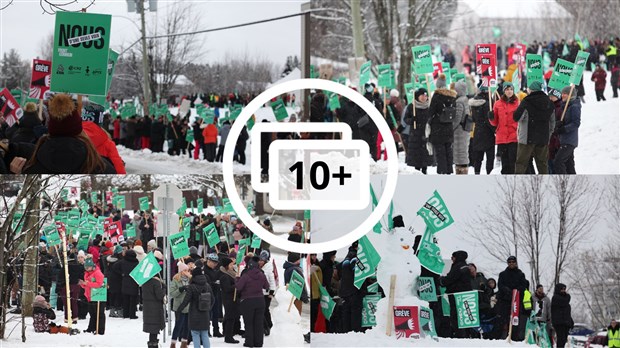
[314,301,327,333]
[510,289,520,326]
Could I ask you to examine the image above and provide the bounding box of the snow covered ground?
[2,215,310,347]
[120,71,618,175]
[311,331,532,347]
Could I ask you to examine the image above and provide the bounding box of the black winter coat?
[142,276,165,334]
[337,99,362,140]
[204,265,222,293]
[439,250,472,294]
[23,137,116,174]
[150,121,166,144]
[140,218,154,245]
[177,274,214,331]
[105,257,122,294]
[6,113,46,144]
[469,94,496,151]
[551,284,572,327]
[57,258,84,286]
[336,255,358,298]
[319,258,336,296]
[428,88,458,144]
[497,267,528,303]
[219,268,237,308]
[513,91,555,145]
[112,250,139,296]
[404,102,433,168]
[310,93,327,123]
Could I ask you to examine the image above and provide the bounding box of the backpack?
[438,101,456,124]
[197,286,212,312]
[460,108,474,132]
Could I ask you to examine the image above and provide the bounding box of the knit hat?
[189,246,198,255]
[191,266,203,277]
[113,245,123,255]
[194,259,204,269]
[507,255,517,263]
[247,256,260,270]
[414,88,428,101]
[287,253,301,263]
[528,80,543,92]
[206,253,219,262]
[503,82,514,90]
[220,257,233,269]
[48,94,83,137]
[133,245,145,260]
[84,257,95,269]
[78,250,85,258]
[390,89,400,98]
[177,262,189,273]
[549,88,562,99]
[561,86,576,99]
[259,250,270,261]
[33,295,47,308]
[147,239,157,250]
[435,73,447,89]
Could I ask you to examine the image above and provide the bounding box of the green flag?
[361,294,381,327]
[288,270,305,300]
[548,59,574,90]
[512,66,521,92]
[569,51,590,85]
[417,190,454,234]
[543,51,552,69]
[328,91,341,111]
[419,306,438,337]
[354,235,381,289]
[416,228,445,275]
[204,223,220,248]
[130,252,162,286]
[271,99,289,121]
[411,45,434,74]
[526,54,543,84]
[139,197,150,211]
[176,197,187,216]
[319,284,336,320]
[417,276,437,302]
[169,232,190,259]
[246,202,254,215]
[454,290,480,328]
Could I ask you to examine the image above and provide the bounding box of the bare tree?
[37,32,54,61]
[550,176,601,287]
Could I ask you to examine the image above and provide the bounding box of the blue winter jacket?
[559,97,581,147]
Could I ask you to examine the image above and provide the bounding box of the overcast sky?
[0,0,303,66]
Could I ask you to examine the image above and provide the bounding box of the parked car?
[585,330,608,348]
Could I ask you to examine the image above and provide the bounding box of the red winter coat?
[591,69,607,90]
[81,266,104,302]
[491,96,520,144]
[113,119,120,139]
[202,123,218,144]
[83,121,126,174]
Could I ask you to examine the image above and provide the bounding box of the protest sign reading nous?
[411,45,434,74]
[548,59,575,90]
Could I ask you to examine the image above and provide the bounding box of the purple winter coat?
[235,268,269,301]
[121,214,131,230]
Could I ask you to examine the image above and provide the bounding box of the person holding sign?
[170,262,191,348]
[142,272,166,348]
[176,265,215,348]
[491,82,520,174]
[438,250,472,338]
[111,249,140,319]
[219,257,241,344]
[428,74,457,174]
[236,256,269,348]
[553,86,582,174]
[79,257,105,335]
[513,81,556,174]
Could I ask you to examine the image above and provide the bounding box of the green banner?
[139,197,150,211]
[569,51,590,85]
[417,276,437,302]
[359,61,372,88]
[411,45,434,74]
[417,190,453,234]
[169,232,190,259]
[454,290,480,328]
[250,235,262,249]
[416,228,445,275]
[203,223,219,248]
[526,54,543,84]
[361,294,381,327]
[51,12,112,95]
[130,252,162,286]
[90,278,107,302]
[548,59,574,90]
[354,235,381,289]
[43,225,62,246]
[419,306,437,337]
[319,284,335,320]
[90,49,118,106]
[288,270,305,300]
[377,64,392,88]
[271,99,289,121]
[197,198,204,214]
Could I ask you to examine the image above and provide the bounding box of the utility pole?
[351,0,365,58]
[301,2,311,122]
[137,0,152,114]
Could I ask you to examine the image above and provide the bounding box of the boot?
[179,340,188,348]
[147,341,159,348]
[224,337,240,344]
[455,165,469,175]
[169,341,176,348]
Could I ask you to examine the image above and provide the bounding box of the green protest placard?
[319,284,336,320]
[569,51,590,85]
[247,117,256,131]
[310,65,319,79]
[417,190,453,234]
[90,278,107,302]
[354,235,381,289]
[124,224,136,238]
[419,306,437,337]
[197,198,204,213]
[236,245,247,265]
[328,91,341,111]
[411,45,434,74]
[90,49,118,106]
[204,223,220,248]
[361,294,381,327]
[526,54,543,84]
[169,232,190,259]
[239,238,251,247]
[78,199,90,213]
[61,188,69,202]
[185,129,194,143]
[416,74,436,93]
[548,59,574,90]
[453,73,465,83]
[367,280,379,294]
[246,202,254,215]
[176,197,187,216]
[76,231,90,251]
[404,82,415,104]
[90,191,98,204]
[377,64,392,88]
[130,252,162,286]
[51,12,112,95]
[454,290,480,328]
[304,210,311,220]
[417,277,437,302]
[221,198,234,214]
[440,286,450,317]
[416,228,445,275]
[359,61,372,88]
[139,197,150,211]
[288,270,305,300]
[271,99,288,121]
[112,195,125,210]
[250,235,262,249]
[44,225,62,246]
